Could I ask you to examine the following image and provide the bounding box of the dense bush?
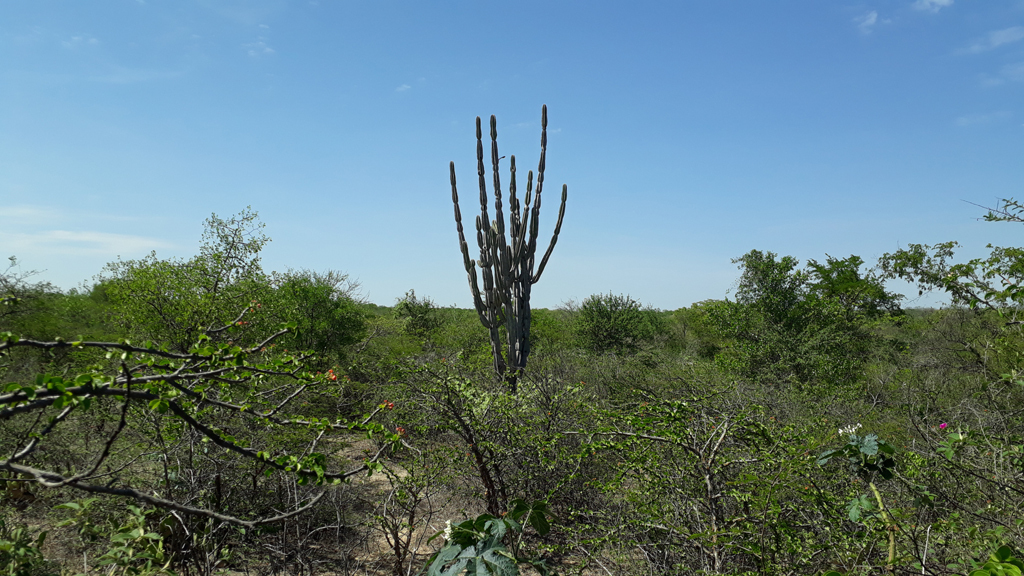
[571,292,664,354]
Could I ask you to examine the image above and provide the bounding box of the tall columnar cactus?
[449,105,567,394]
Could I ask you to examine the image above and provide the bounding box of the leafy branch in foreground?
[0,317,396,528]
[880,198,1024,320]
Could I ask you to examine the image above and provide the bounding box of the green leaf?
[816,449,839,466]
[483,518,508,541]
[480,548,518,576]
[847,494,873,522]
[530,511,550,537]
[859,434,879,456]
[425,544,470,576]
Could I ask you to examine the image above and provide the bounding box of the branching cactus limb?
[449,105,568,394]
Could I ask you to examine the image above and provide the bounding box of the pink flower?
[939,422,948,430]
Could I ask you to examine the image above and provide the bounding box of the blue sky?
[2,0,1023,309]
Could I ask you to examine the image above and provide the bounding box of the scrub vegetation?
[4,200,1024,576]
[5,119,1024,575]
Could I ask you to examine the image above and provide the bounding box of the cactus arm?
[532,184,567,284]
[508,155,520,244]
[513,171,533,262]
[476,118,490,234]
[490,231,511,318]
[473,117,506,334]
[451,163,474,273]
[525,107,547,258]
[488,116,516,325]
[497,244,514,310]
[490,116,508,246]
[451,162,494,329]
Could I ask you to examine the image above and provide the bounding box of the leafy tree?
[880,241,1024,319]
[271,269,366,368]
[100,208,272,352]
[732,250,807,325]
[879,198,1024,407]
[1,271,114,347]
[665,301,727,359]
[806,254,902,320]
[0,257,60,336]
[710,250,878,386]
[572,293,664,354]
[392,289,442,337]
[877,199,1024,316]
[528,307,573,352]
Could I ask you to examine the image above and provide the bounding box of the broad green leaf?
[859,434,879,456]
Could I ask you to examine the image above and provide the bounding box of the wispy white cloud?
[395,84,411,92]
[0,205,149,225]
[0,206,54,229]
[978,61,1024,86]
[259,24,269,29]
[89,66,184,84]
[243,37,275,57]
[1002,61,1024,82]
[955,111,1012,126]
[912,0,953,14]
[61,35,99,48]
[855,11,879,34]
[966,26,1024,54]
[0,230,175,256]
[0,206,50,219]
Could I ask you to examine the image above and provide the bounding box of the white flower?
[442,520,453,542]
[838,423,862,436]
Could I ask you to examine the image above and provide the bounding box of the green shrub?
[572,293,664,354]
